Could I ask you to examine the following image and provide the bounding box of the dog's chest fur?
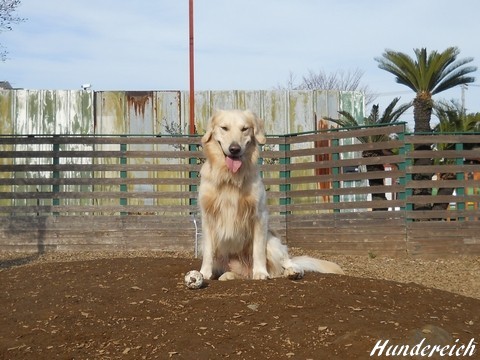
[200,182,259,250]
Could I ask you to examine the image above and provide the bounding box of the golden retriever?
[198,110,343,280]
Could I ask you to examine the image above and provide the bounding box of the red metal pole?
[189,0,195,135]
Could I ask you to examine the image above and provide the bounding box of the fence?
[0,89,364,136]
[1,124,479,256]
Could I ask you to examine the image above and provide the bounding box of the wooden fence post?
[456,142,465,221]
[279,138,291,215]
[404,141,414,222]
[397,125,406,212]
[52,138,60,216]
[188,142,198,208]
[331,138,340,213]
[120,142,127,216]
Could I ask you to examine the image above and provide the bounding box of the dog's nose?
[229,143,241,156]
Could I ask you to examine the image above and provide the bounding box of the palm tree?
[434,100,480,135]
[331,97,411,141]
[327,98,411,210]
[375,47,477,133]
[375,47,477,211]
[432,101,480,212]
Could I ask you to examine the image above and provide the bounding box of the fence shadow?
[0,253,42,270]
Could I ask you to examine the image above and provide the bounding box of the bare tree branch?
[276,68,377,106]
[0,0,26,61]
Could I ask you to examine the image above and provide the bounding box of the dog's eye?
[221,126,229,131]
[241,127,249,132]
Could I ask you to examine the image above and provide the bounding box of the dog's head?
[202,110,266,174]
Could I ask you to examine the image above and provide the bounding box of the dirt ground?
[0,251,478,360]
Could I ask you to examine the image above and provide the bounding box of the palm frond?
[433,70,476,94]
[326,97,410,144]
[433,100,480,134]
[376,47,477,96]
[326,111,359,128]
[375,50,420,92]
[380,97,411,124]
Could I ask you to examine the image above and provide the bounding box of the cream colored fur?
[198,109,343,280]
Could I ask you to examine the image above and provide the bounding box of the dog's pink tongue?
[226,156,242,173]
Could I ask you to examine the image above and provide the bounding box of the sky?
[1,0,480,126]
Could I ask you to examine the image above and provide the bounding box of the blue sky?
[1,0,480,121]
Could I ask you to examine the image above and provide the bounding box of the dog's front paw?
[200,268,213,280]
[252,269,269,280]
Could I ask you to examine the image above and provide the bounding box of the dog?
[198,109,343,280]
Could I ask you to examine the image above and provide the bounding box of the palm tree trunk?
[413,94,433,133]
[366,164,388,211]
[412,144,434,212]
[412,94,434,213]
[431,173,457,221]
[364,150,388,211]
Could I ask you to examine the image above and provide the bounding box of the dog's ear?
[202,112,218,144]
[202,123,212,144]
[246,110,266,145]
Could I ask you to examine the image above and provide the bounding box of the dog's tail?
[291,256,344,275]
